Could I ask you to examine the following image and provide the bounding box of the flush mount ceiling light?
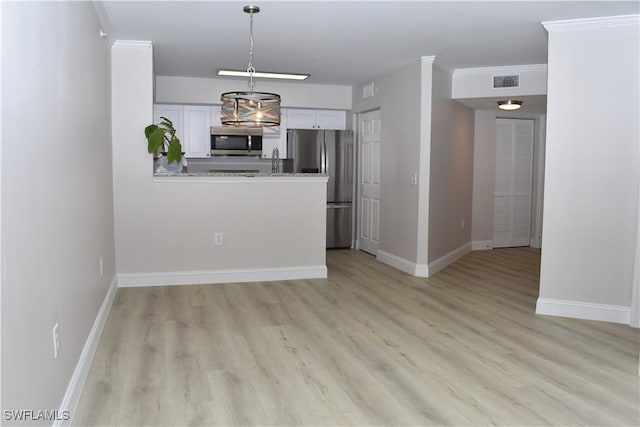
[497,100,523,111]
[217,70,309,80]
[220,5,280,127]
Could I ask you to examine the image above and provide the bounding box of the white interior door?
[493,118,534,248]
[358,110,381,255]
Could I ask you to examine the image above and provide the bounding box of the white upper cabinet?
[155,104,346,160]
[286,109,317,129]
[315,110,347,130]
[154,104,211,158]
[287,108,346,130]
[211,106,222,127]
[183,106,212,158]
[154,104,184,142]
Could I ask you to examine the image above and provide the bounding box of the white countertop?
[153,171,329,183]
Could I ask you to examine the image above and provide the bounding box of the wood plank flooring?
[74,248,639,426]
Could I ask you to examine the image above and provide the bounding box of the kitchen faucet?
[271,147,280,173]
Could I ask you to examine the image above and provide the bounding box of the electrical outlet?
[52,323,60,359]
[99,257,103,276]
[214,232,224,246]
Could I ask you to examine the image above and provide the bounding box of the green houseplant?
[144,116,183,170]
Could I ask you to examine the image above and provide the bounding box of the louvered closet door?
[493,119,534,248]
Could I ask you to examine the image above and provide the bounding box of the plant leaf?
[160,116,174,129]
[147,127,165,154]
[144,124,158,139]
[166,136,182,164]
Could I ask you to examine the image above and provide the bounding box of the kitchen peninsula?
[115,166,329,287]
[112,42,334,289]
[153,157,329,181]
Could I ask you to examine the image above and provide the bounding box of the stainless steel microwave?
[210,126,263,156]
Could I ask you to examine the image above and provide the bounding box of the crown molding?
[453,64,547,76]
[433,58,454,75]
[112,40,153,49]
[543,14,639,31]
[91,1,114,45]
[421,56,455,75]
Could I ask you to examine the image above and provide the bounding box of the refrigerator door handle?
[321,137,326,174]
[324,138,329,175]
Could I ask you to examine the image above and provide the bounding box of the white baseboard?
[377,250,428,277]
[117,265,327,287]
[56,276,118,427]
[428,242,472,276]
[536,298,631,325]
[472,240,493,250]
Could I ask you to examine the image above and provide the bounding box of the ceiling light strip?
[218,69,309,80]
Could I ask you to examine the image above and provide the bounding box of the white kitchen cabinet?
[286,109,317,129]
[261,137,279,160]
[261,108,288,159]
[154,104,211,158]
[154,104,183,142]
[183,106,212,158]
[316,110,347,129]
[210,106,222,127]
[278,109,288,158]
[155,104,347,160]
[286,108,346,130]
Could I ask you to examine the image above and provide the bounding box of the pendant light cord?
[247,11,255,92]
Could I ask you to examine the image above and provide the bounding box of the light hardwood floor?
[74,248,639,426]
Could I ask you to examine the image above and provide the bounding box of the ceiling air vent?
[493,74,520,89]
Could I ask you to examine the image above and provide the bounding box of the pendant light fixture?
[497,100,523,111]
[221,5,280,127]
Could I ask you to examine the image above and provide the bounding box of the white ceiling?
[101,1,638,114]
[102,0,638,87]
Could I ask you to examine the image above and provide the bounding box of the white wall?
[352,58,474,276]
[2,0,115,417]
[538,16,639,323]
[352,59,429,271]
[415,58,434,271]
[452,64,547,99]
[156,76,352,110]
[0,0,4,410]
[428,64,475,264]
[471,110,497,247]
[112,44,327,283]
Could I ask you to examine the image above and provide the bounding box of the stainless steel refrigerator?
[286,129,354,248]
